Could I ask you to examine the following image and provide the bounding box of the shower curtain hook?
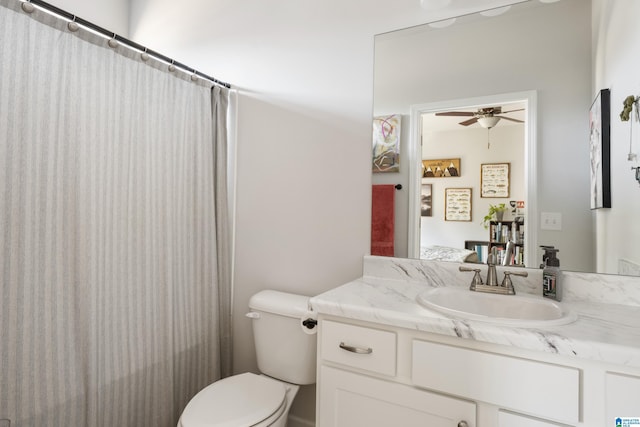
[67,16,80,32]
[21,1,35,13]
[140,48,150,62]
[107,35,118,49]
[168,60,176,73]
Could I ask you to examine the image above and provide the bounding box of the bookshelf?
[488,220,525,267]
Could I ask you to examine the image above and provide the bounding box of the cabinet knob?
[457,421,468,427]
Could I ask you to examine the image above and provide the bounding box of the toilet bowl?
[177,373,299,427]
[177,290,317,427]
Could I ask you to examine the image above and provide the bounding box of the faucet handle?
[501,270,528,294]
[459,266,484,291]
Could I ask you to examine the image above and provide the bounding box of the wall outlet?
[541,212,562,230]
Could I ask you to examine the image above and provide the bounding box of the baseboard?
[287,414,315,427]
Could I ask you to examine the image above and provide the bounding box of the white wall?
[592,0,640,274]
[421,125,525,249]
[374,0,594,273]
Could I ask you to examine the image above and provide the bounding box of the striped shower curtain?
[0,1,232,426]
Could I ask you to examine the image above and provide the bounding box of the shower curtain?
[0,1,232,426]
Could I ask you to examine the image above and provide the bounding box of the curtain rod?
[20,0,232,89]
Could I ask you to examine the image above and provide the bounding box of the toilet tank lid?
[249,290,311,318]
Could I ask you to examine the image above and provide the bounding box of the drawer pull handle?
[457,421,468,427]
[339,342,373,354]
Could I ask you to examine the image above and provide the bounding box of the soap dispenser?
[541,246,561,301]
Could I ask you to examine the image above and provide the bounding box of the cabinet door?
[412,340,580,425]
[606,372,640,422]
[498,411,574,427]
[318,365,475,427]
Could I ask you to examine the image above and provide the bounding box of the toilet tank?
[248,290,317,385]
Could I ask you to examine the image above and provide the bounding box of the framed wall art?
[422,158,460,178]
[372,114,401,173]
[445,187,471,221]
[421,184,432,217]
[589,88,611,209]
[481,163,510,198]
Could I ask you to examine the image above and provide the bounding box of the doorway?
[407,91,538,268]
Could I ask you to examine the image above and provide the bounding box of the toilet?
[177,290,317,427]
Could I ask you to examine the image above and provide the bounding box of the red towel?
[371,185,395,256]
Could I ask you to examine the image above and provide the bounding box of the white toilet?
[177,290,317,427]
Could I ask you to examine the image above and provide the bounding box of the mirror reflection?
[418,100,528,266]
[372,0,608,274]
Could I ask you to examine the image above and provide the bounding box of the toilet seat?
[178,373,287,427]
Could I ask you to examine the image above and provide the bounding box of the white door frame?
[407,91,538,268]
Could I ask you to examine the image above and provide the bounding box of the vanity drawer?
[321,320,396,376]
[412,340,580,425]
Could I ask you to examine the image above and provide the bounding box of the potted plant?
[482,203,507,229]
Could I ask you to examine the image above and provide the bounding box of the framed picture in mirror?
[445,187,471,221]
[589,88,611,209]
[372,114,401,173]
[481,163,510,198]
[422,158,460,178]
[421,184,432,217]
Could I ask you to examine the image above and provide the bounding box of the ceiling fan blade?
[459,117,479,126]
[497,115,524,123]
[435,111,475,117]
[500,108,525,114]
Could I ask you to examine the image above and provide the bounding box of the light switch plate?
[541,212,562,230]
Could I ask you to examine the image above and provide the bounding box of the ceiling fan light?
[477,116,500,129]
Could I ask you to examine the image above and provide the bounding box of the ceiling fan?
[435,106,524,128]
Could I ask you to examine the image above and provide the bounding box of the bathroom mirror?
[372,0,607,274]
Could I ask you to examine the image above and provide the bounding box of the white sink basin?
[416,287,577,327]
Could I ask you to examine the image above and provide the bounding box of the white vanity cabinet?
[316,317,584,427]
[317,320,476,427]
[312,257,640,426]
[316,315,640,426]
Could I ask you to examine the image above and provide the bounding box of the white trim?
[408,91,538,268]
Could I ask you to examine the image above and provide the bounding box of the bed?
[420,245,479,263]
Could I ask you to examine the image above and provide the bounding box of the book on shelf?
[514,245,524,266]
[490,220,526,246]
[474,244,488,263]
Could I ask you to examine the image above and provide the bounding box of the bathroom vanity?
[310,256,640,427]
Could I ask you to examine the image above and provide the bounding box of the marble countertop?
[310,256,640,369]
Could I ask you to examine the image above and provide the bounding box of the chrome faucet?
[485,247,499,286]
[459,246,528,295]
